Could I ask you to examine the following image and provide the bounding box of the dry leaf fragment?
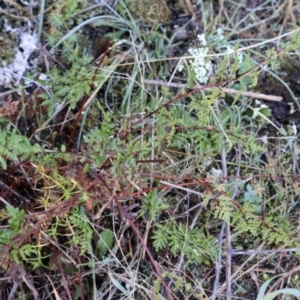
[0,95,19,117]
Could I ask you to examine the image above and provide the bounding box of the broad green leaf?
[256,276,281,300]
[97,229,114,258]
[263,289,300,300]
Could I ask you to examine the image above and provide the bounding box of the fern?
[41,62,94,113]
[152,220,216,263]
[68,207,93,255]
[231,203,300,248]
[152,224,169,251]
[139,189,169,221]
[213,194,234,224]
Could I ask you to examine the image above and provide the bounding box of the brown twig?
[96,175,174,300]
[112,194,173,300]
[231,247,300,255]
[184,0,204,27]
[143,79,283,102]
[217,99,232,300]
[225,223,232,300]
[267,264,300,294]
[0,181,31,203]
[211,222,226,300]
[16,264,40,300]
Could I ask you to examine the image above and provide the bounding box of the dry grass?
[1,0,300,299]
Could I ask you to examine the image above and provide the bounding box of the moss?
[127,0,171,25]
[0,22,18,65]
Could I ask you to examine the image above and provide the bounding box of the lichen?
[0,17,38,87]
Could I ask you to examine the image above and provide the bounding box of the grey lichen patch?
[127,0,171,25]
[0,17,39,87]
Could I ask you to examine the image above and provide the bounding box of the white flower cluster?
[179,34,212,84]
[178,29,247,85]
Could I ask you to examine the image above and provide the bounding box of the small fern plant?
[152,219,217,264]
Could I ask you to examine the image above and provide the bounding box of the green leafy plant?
[68,206,94,255]
[0,206,25,245]
[0,123,42,169]
[139,189,169,221]
[3,0,300,298]
[97,229,115,258]
[256,275,300,300]
[152,219,216,264]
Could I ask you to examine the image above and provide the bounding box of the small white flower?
[211,168,223,177]
[237,51,244,64]
[252,104,268,119]
[38,73,48,81]
[260,135,268,144]
[292,123,297,135]
[216,28,224,39]
[178,64,185,72]
[195,66,208,83]
[202,158,212,167]
[206,168,223,179]
[186,40,212,84]
[197,34,207,46]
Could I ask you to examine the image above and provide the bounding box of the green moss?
[127,0,171,25]
[0,21,18,65]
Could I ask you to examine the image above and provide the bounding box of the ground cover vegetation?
[1,0,300,299]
